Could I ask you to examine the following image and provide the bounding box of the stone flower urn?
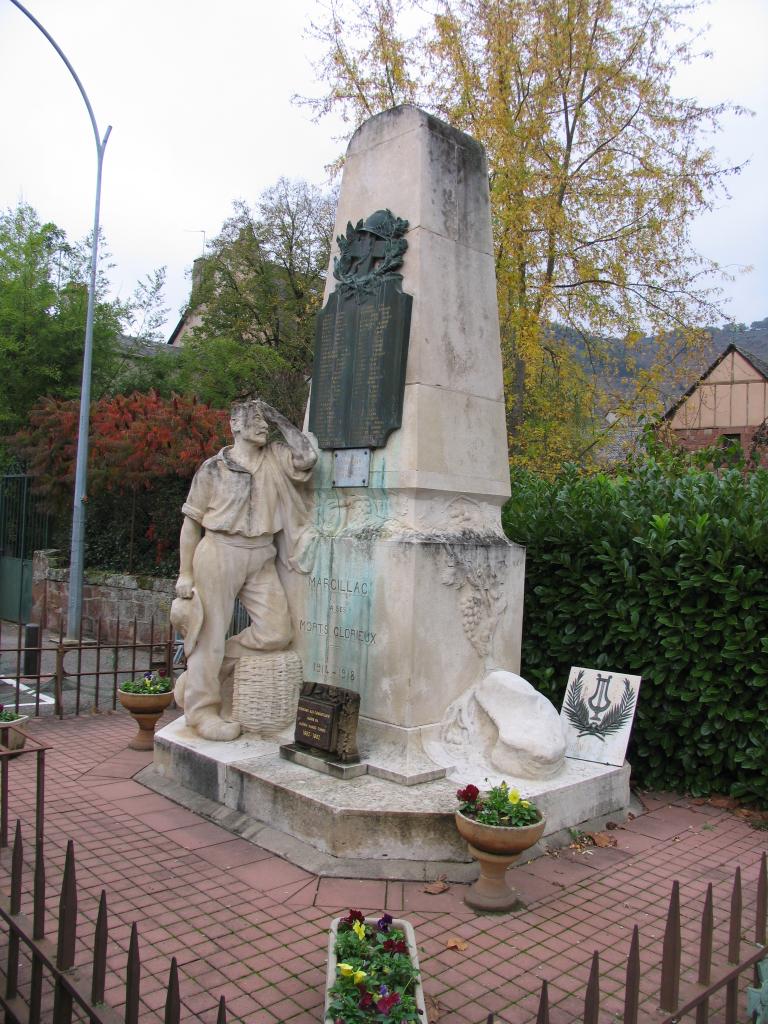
[118,689,174,751]
[455,809,546,912]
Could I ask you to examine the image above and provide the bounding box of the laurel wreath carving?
[563,671,636,740]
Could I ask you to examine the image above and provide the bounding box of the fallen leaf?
[426,993,444,1022]
[445,937,468,951]
[709,795,739,809]
[423,875,449,895]
[568,829,592,850]
[587,831,617,848]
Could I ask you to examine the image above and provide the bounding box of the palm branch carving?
[563,670,591,732]
[564,672,636,740]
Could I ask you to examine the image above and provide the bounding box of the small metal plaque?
[333,448,371,488]
[295,697,336,751]
[293,683,361,762]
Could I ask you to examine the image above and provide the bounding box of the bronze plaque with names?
[309,210,412,451]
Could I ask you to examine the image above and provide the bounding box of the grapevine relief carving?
[440,546,507,659]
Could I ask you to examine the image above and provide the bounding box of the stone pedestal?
[148,719,632,879]
[283,528,524,784]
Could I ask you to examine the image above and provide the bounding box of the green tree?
[301,0,745,470]
[0,203,120,436]
[0,202,168,439]
[172,178,337,422]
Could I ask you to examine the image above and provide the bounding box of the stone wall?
[32,550,175,643]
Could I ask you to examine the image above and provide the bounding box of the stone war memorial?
[148,105,631,878]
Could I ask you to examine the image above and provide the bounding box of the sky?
[1,0,766,340]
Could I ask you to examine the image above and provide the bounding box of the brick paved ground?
[1,711,766,1024]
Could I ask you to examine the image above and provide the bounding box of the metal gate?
[0,467,50,622]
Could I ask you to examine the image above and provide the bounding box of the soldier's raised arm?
[259,400,317,471]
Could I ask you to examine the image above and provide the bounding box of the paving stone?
[622,808,702,840]
[163,821,239,851]
[314,876,388,910]
[194,838,274,868]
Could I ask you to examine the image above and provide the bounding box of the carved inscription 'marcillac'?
[309,210,412,450]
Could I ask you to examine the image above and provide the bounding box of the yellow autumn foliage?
[300,0,742,471]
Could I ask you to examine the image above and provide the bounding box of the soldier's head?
[230,399,268,447]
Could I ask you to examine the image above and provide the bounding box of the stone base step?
[148,716,632,880]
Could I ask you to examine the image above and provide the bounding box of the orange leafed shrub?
[16,391,231,507]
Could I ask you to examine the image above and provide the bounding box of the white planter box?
[324,916,427,1022]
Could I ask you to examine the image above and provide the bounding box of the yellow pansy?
[352,920,366,941]
[508,788,521,805]
[338,963,354,977]
[354,970,367,984]
[522,800,531,808]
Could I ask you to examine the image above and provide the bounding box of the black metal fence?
[4,831,766,1023]
[0,594,254,720]
[0,728,47,853]
[1,821,229,1023]
[0,616,177,720]
[490,853,767,1024]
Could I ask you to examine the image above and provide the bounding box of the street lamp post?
[9,0,112,639]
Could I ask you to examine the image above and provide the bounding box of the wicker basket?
[232,650,303,734]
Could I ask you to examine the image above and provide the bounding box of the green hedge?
[502,462,768,806]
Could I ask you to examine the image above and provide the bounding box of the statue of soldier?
[172,398,317,740]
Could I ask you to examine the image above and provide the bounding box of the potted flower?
[117,672,174,751]
[455,781,546,911]
[325,910,427,1023]
[0,704,29,753]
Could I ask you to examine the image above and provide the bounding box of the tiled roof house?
[662,343,768,461]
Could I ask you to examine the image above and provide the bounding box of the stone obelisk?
[283,105,525,783]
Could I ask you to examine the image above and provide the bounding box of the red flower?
[342,909,365,925]
[376,991,402,1013]
[358,990,375,1009]
[456,783,479,802]
[383,938,408,954]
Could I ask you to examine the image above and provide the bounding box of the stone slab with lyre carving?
[560,666,642,767]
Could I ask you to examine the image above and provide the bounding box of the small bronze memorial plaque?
[309,209,412,451]
[291,683,361,764]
